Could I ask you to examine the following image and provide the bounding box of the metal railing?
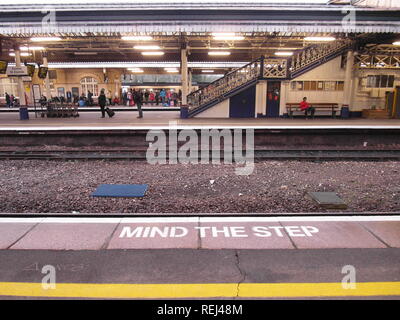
[186,40,352,114]
[291,39,353,75]
[187,57,262,112]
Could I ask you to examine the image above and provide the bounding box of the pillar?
[343,50,355,107]
[280,81,289,116]
[181,48,188,105]
[188,68,192,93]
[255,80,267,117]
[42,52,51,99]
[14,49,27,106]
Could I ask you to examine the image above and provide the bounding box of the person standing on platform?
[160,88,166,105]
[87,91,93,106]
[10,94,14,107]
[300,97,315,119]
[149,91,155,104]
[155,90,160,106]
[5,92,11,108]
[134,89,143,118]
[98,89,107,118]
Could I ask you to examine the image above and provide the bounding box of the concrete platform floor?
[0,111,400,130]
[0,215,399,299]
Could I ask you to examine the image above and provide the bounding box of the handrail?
[187,57,263,112]
[186,39,353,115]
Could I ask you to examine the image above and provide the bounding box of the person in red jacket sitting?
[299,97,315,119]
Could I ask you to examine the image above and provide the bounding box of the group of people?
[4,92,18,108]
[122,89,181,107]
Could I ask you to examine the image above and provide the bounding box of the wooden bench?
[286,103,339,119]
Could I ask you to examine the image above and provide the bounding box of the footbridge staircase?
[186,39,353,118]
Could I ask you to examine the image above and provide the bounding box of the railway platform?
[0,215,399,299]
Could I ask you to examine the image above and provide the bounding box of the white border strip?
[1,125,400,131]
[0,216,399,223]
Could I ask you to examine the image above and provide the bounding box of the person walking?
[98,89,107,118]
[5,92,11,108]
[155,90,160,106]
[134,89,143,118]
[87,90,93,106]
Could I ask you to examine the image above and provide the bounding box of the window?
[0,77,18,96]
[291,80,345,91]
[80,77,99,96]
[366,75,395,88]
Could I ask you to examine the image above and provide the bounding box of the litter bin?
[19,107,29,120]
[180,105,189,119]
[341,105,350,119]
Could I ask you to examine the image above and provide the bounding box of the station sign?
[6,65,28,77]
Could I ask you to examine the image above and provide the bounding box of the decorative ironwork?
[187,40,353,115]
[187,57,262,112]
[291,39,353,75]
[263,59,288,78]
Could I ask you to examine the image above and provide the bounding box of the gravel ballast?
[0,160,399,214]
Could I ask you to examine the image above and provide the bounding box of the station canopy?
[0,0,398,69]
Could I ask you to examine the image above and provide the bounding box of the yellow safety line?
[0,282,399,298]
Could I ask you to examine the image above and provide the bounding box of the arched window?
[80,77,98,96]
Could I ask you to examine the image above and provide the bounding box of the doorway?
[266,81,281,117]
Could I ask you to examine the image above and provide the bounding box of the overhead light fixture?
[134,45,161,50]
[166,69,179,73]
[275,51,293,56]
[30,37,62,42]
[128,68,144,73]
[74,52,98,55]
[142,51,164,56]
[304,36,336,42]
[9,52,32,57]
[208,51,231,56]
[122,36,153,41]
[393,41,400,46]
[212,33,244,41]
[20,46,45,51]
[202,69,214,73]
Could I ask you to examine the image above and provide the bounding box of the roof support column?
[181,47,188,105]
[14,48,27,106]
[42,52,51,99]
[343,50,355,108]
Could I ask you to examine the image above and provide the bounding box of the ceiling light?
[212,33,236,37]
[74,52,98,55]
[275,51,293,56]
[208,51,231,56]
[9,52,32,57]
[30,37,62,42]
[128,68,144,73]
[20,46,45,51]
[134,45,161,50]
[304,36,336,42]
[213,36,245,41]
[166,69,179,73]
[202,69,214,73]
[393,41,400,46]
[122,36,153,41]
[141,51,164,56]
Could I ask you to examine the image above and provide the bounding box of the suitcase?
[106,107,115,117]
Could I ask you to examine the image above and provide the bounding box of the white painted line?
[40,218,122,224]
[200,216,400,222]
[0,125,400,131]
[121,217,199,223]
[0,216,399,224]
[0,218,45,223]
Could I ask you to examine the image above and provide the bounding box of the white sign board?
[6,66,28,76]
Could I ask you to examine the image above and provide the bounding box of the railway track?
[1,149,400,160]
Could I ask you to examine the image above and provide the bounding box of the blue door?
[229,85,256,118]
[266,81,281,117]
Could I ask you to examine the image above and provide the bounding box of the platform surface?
[0,215,399,299]
[0,111,400,130]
